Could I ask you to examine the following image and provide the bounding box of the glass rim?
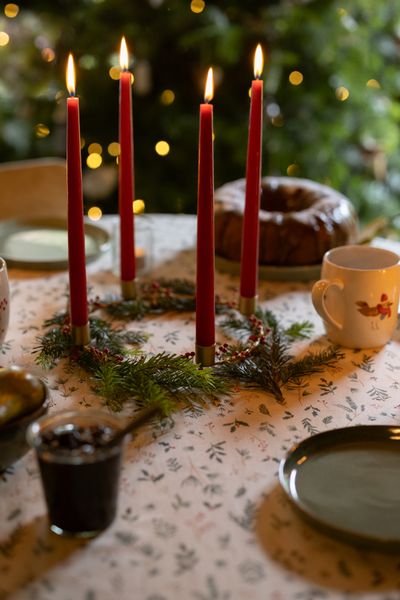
[26,409,125,464]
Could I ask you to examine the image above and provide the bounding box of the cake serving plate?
[216,255,321,282]
[0,217,110,270]
[279,425,400,552]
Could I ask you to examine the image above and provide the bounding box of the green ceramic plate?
[279,425,400,551]
[215,255,320,282]
[0,217,110,270]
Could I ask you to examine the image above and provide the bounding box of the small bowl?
[0,372,50,471]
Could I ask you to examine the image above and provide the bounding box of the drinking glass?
[27,410,124,538]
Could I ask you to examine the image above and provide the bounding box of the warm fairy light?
[109,66,121,80]
[88,206,102,221]
[287,163,299,176]
[367,79,381,89]
[119,36,129,71]
[336,86,350,101]
[133,199,145,214]
[35,123,50,138]
[191,0,205,13]
[254,44,264,79]
[4,3,19,18]
[204,67,213,102]
[155,140,170,156]
[66,54,76,95]
[41,48,55,62]
[289,70,303,85]
[88,142,102,155]
[160,89,175,105]
[86,153,102,169]
[108,142,120,156]
[0,32,10,46]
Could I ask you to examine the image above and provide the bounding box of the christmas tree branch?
[34,281,344,412]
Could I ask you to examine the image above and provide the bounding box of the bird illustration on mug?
[356,293,392,319]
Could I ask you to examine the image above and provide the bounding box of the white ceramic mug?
[0,258,9,346]
[311,245,400,348]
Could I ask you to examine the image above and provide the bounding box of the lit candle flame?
[254,44,264,79]
[66,53,75,95]
[204,67,214,103]
[120,36,129,71]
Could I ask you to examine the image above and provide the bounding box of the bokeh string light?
[133,199,145,214]
[0,32,10,46]
[88,206,102,221]
[190,0,205,14]
[87,153,102,169]
[0,1,398,222]
[335,86,350,101]
[88,142,102,155]
[4,3,19,18]
[155,141,170,156]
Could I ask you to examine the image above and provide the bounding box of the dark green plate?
[0,217,110,270]
[279,425,400,551]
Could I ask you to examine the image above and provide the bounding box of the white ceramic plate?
[0,217,110,270]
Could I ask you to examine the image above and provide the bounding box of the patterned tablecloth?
[1,215,400,600]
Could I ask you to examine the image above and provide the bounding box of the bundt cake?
[214,176,358,266]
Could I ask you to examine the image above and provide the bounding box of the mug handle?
[311,279,344,331]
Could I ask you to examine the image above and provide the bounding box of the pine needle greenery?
[92,278,230,320]
[34,281,345,413]
[34,309,231,415]
[35,314,148,370]
[215,309,344,403]
[93,353,227,413]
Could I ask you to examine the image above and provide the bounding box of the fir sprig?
[34,313,148,370]
[34,281,344,413]
[216,311,344,403]
[92,353,227,413]
[92,278,231,320]
[93,279,197,320]
[220,309,313,341]
[34,309,231,415]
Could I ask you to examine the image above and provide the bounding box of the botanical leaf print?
[2,215,400,600]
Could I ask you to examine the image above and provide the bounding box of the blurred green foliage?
[0,0,399,221]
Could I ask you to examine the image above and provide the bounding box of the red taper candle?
[119,37,136,298]
[239,45,264,315]
[66,54,89,344]
[195,67,215,367]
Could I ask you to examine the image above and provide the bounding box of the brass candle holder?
[239,295,258,317]
[195,344,215,368]
[121,278,139,300]
[71,323,90,346]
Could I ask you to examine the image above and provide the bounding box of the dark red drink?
[27,411,124,537]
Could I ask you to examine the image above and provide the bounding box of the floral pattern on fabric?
[1,215,400,600]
